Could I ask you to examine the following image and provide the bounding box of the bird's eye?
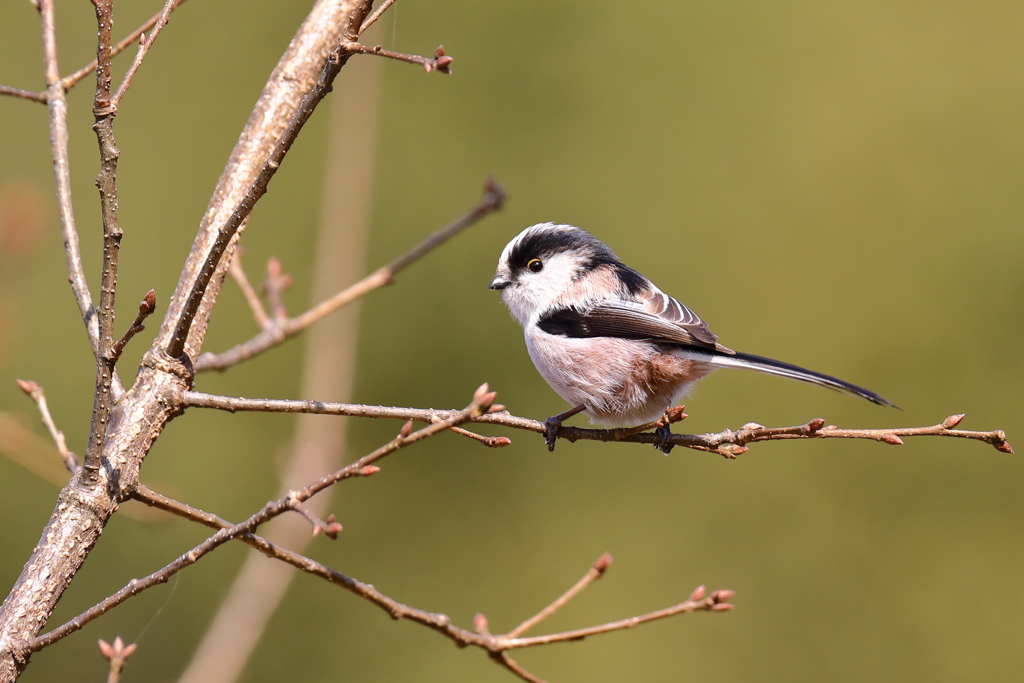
[527,259,543,273]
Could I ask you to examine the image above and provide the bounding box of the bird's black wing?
[537,290,733,354]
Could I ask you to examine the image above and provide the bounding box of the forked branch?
[195,179,506,371]
[181,392,1013,456]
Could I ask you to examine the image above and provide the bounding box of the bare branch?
[0,85,45,103]
[128,488,727,683]
[15,380,78,474]
[227,247,271,328]
[508,553,611,638]
[359,0,397,34]
[157,0,376,360]
[343,42,453,73]
[261,257,292,320]
[26,386,496,652]
[181,392,1013,455]
[37,0,102,361]
[195,179,506,372]
[110,290,157,363]
[60,1,191,92]
[81,0,124,483]
[110,0,186,108]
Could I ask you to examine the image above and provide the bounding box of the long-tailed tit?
[489,223,896,450]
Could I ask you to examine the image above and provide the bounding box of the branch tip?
[16,378,40,396]
[995,441,1014,454]
[592,552,612,575]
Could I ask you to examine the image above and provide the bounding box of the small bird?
[489,223,896,451]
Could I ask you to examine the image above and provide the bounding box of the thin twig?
[60,0,191,92]
[359,0,397,34]
[494,653,546,683]
[194,179,505,371]
[110,290,157,363]
[0,85,45,103]
[508,553,611,638]
[227,246,271,328]
[127,485,725,683]
[261,257,292,320]
[343,42,452,73]
[26,386,497,652]
[38,0,103,362]
[15,380,78,474]
[181,392,1013,455]
[110,0,186,108]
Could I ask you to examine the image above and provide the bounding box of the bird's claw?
[654,421,674,455]
[544,416,561,452]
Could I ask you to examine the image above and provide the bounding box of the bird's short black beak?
[489,277,511,290]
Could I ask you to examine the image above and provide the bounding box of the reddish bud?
[739,422,765,431]
[995,441,1014,454]
[712,603,734,611]
[422,61,432,73]
[323,514,343,540]
[473,613,489,634]
[400,421,413,438]
[689,585,705,602]
[592,552,612,575]
[488,437,512,448]
[15,378,38,395]
[801,418,825,435]
[98,636,136,662]
[825,425,837,430]
[880,433,904,445]
[943,414,965,429]
[359,465,380,476]
[434,45,446,58]
[487,403,506,414]
[710,590,735,603]
[140,289,156,315]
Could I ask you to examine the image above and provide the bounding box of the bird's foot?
[543,404,587,452]
[653,406,686,455]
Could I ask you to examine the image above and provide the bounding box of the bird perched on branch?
[489,223,896,451]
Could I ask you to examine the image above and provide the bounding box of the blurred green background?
[1,1,1022,681]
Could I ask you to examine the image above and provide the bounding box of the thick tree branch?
[156,0,374,360]
[195,179,505,371]
[181,392,1013,456]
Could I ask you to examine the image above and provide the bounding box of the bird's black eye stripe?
[528,259,543,272]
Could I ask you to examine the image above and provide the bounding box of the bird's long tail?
[690,350,898,408]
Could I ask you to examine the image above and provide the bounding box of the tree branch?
[194,178,505,371]
[81,0,124,483]
[25,385,496,653]
[37,0,103,363]
[127,493,726,683]
[342,42,453,73]
[181,392,1013,455]
[156,0,375,361]
[14,380,78,474]
[61,1,190,92]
